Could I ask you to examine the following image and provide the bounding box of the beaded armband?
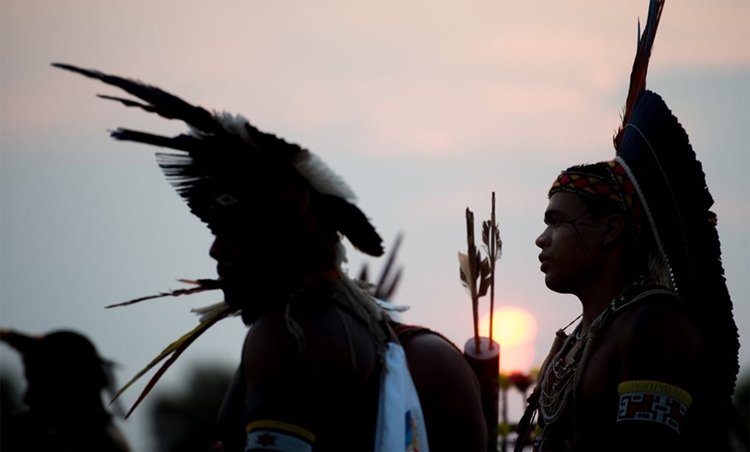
[245,420,315,451]
[617,380,692,434]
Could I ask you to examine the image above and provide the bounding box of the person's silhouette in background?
[0,329,130,451]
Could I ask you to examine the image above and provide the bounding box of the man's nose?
[535,229,549,249]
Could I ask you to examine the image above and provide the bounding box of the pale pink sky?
[2,1,748,449]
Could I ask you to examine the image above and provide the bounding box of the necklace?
[538,323,584,425]
[534,280,653,448]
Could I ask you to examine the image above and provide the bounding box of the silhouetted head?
[558,161,658,277]
[1,329,110,418]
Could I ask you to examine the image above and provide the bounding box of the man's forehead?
[546,192,587,215]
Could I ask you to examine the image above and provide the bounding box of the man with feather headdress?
[52,62,472,451]
[515,1,740,451]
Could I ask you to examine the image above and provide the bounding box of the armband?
[617,380,692,434]
[245,420,315,451]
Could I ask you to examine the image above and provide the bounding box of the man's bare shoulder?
[242,311,304,375]
[398,329,488,451]
[401,333,468,379]
[400,331,482,416]
[613,296,705,386]
[242,304,378,381]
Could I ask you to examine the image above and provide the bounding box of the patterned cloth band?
[549,160,644,235]
[246,420,315,451]
[616,380,692,435]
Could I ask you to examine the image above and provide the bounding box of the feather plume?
[611,0,738,426]
[53,62,384,256]
[357,264,369,284]
[104,279,220,308]
[355,234,409,311]
[191,301,241,323]
[373,233,404,300]
[52,63,222,133]
[319,194,384,256]
[616,91,739,422]
[614,0,664,149]
[378,267,403,302]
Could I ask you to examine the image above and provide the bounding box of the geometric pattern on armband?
[246,419,315,451]
[616,380,692,435]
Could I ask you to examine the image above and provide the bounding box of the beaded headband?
[548,160,644,236]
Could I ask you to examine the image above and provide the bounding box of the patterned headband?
[549,160,644,235]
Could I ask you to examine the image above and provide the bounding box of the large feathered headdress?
[52,63,384,256]
[610,0,739,415]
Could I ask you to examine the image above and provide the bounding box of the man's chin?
[222,287,276,325]
[544,275,574,295]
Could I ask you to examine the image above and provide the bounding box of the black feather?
[319,194,384,257]
[54,62,383,250]
[617,89,739,427]
[52,63,221,134]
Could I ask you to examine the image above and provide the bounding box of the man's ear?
[601,214,627,248]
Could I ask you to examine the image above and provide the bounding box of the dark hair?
[34,331,108,391]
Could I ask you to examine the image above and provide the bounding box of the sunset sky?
[2,1,748,449]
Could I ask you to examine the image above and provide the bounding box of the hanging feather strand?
[104,279,221,308]
[112,304,234,418]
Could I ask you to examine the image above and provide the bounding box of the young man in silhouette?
[517,1,739,450]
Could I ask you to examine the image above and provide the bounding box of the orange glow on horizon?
[479,306,539,372]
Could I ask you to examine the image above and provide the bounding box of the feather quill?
[481,192,502,348]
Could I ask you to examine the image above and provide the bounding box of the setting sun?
[478,306,539,372]
[479,306,538,347]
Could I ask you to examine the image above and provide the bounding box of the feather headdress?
[610,0,739,418]
[52,63,384,256]
[54,63,387,417]
[519,3,740,448]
